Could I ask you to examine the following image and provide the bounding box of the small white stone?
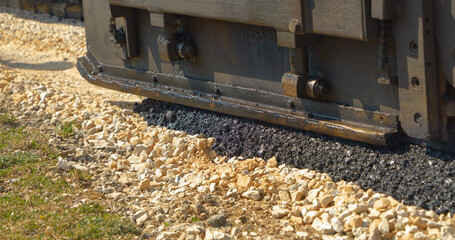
[209,183,216,192]
[378,220,390,235]
[242,189,261,201]
[304,211,321,224]
[296,231,310,239]
[272,208,290,219]
[57,157,71,171]
[330,217,343,233]
[226,188,238,197]
[442,227,455,239]
[136,213,148,225]
[348,204,370,214]
[75,147,86,158]
[414,232,428,240]
[133,210,146,221]
[282,225,294,232]
[312,217,335,235]
[205,230,232,240]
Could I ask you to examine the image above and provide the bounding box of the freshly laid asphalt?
[135,98,455,214]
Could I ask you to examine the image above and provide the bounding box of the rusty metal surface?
[79,0,455,147]
[108,0,377,40]
[77,56,400,146]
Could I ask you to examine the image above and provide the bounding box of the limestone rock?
[266,157,278,168]
[207,214,227,228]
[242,189,261,201]
[236,175,253,189]
[139,179,151,190]
[272,208,290,219]
[344,215,363,231]
[373,198,390,211]
[57,157,71,171]
[279,190,291,202]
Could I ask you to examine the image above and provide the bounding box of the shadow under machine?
[77,0,455,147]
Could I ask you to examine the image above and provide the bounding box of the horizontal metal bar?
[109,0,292,31]
[92,53,398,129]
[78,56,400,146]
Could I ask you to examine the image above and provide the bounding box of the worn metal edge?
[77,56,401,146]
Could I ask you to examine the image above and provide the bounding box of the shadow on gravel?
[134,98,455,214]
[0,6,83,26]
[0,58,74,71]
[105,100,137,109]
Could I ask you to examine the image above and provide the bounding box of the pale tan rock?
[320,195,333,208]
[118,172,134,185]
[413,217,427,230]
[279,190,291,202]
[296,231,310,240]
[136,213,149,225]
[196,139,207,149]
[379,219,391,235]
[139,179,151,190]
[272,208,289,219]
[348,204,370,214]
[266,157,278,168]
[343,185,356,193]
[282,225,294,232]
[208,175,220,184]
[414,232,428,239]
[290,208,301,217]
[155,158,166,168]
[441,226,455,239]
[304,211,321,224]
[344,215,363,231]
[330,217,343,233]
[308,178,317,189]
[380,209,396,220]
[428,228,440,236]
[369,228,382,240]
[291,216,303,225]
[236,175,253,189]
[369,209,381,219]
[373,198,390,211]
[108,160,117,169]
[242,189,261,201]
[291,190,305,202]
[207,137,216,147]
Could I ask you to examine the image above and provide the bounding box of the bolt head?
[289,19,301,33]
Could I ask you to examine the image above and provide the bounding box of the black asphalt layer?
[135,98,455,214]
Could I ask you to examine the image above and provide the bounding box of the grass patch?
[191,216,200,223]
[0,113,17,126]
[0,126,49,154]
[0,116,140,239]
[0,151,39,169]
[55,120,76,139]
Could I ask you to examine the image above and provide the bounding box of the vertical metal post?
[394,0,441,141]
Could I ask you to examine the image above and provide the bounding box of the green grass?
[55,120,76,139]
[0,115,140,239]
[191,216,200,223]
[0,113,17,126]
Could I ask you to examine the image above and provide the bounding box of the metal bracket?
[109,6,138,60]
[153,14,197,62]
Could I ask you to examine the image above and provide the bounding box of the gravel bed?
[135,98,455,215]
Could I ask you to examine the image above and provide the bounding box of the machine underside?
[77,0,455,147]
